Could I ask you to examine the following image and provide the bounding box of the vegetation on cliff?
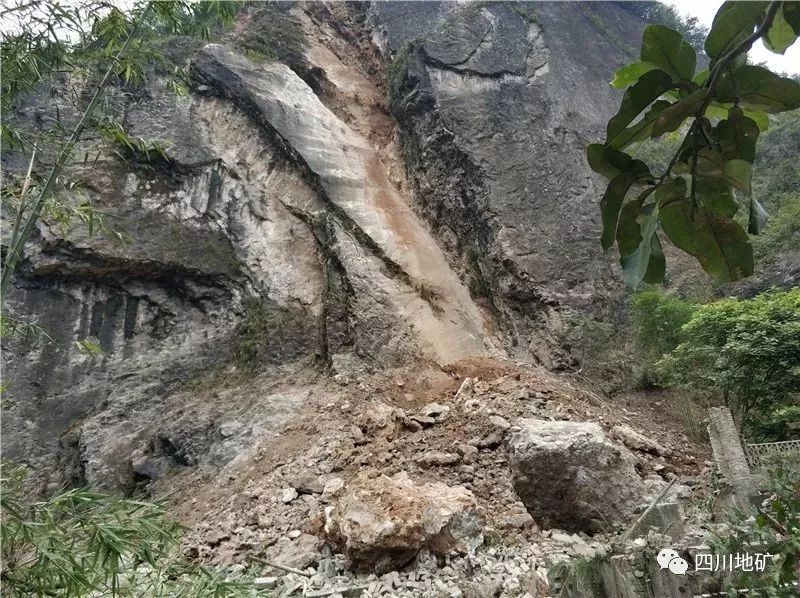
[0,0,238,299]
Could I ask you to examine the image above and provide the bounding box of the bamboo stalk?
[1,2,153,298]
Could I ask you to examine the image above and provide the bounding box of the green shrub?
[675,391,710,444]
[0,465,251,597]
[235,4,306,63]
[631,290,695,378]
[233,299,283,371]
[656,289,800,434]
[386,43,413,105]
[750,405,800,443]
[753,193,800,262]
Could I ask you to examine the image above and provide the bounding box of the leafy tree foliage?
[630,290,695,367]
[751,405,800,442]
[616,1,708,54]
[0,466,252,597]
[655,289,800,431]
[590,1,800,288]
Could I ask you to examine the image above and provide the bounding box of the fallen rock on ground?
[508,419,647,533]
[611,424,670,456]
[358,401,406,438]
[263,533,322,573]
[324,471,482,572]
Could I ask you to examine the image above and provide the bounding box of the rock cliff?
[2,1,646,502]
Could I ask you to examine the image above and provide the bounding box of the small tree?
[0,0,238,300]
[656,288,800,431]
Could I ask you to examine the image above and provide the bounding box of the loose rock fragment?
[611,424,670,456]
[324,471,482,572]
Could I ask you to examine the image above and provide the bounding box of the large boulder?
[324,471,482,572]
[508,419,647,533]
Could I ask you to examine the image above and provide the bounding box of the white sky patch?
[665,0,800,75]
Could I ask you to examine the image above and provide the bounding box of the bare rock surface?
[1,3,715,595]
[611,423,670,456]
[508,419,648,533]
[324,471,482,572]
[374,1,647,365]
[191,43,489,367]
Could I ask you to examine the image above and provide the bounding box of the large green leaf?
[655,177,687,209]
[660,201,754,281]
[693,69,710,86]
[785,1,800,35]
[729,65,800,113]
[642,233,666,284]
[749,196,768,235]
[610,62,657,89]
[671,156,734,212]
[616,183,679,287]
[694,149,752,194]
[705,1,768,60]
[607,70,674,140]
[705,102,769,132]
[586,144,651,180]
[607,100,671,149]
[641,24,697,83]
[714,106,759,162]
[763,3,798,54]
[617,199,644,258]
[710,68,739,104]
[651,89,707,138]
[723,159,753,195]
[696,177,738,218]
[600,173,636,250]
[618,202,663,288]
[742,108,769,132]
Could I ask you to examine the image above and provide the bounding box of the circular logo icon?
[657,548,680,569]
[668,557,689,575]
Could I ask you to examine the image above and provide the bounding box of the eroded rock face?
[190,44,490,367]
[324,471,482,572]
[2,34,492,491]
[373,2,645,365]
[508,419,647,533]
[2,1,648,495]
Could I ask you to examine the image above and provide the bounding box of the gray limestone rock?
[508,419,648,533]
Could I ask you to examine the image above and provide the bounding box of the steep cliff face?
[377,1,644,365]
[2,1,642,493]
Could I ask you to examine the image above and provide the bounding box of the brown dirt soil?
[158,357,707,566]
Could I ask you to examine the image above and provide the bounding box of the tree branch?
[657,1,781,186]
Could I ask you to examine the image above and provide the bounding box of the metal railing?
[743,439,800,469]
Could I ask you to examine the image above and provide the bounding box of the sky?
[665,0,800,75]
